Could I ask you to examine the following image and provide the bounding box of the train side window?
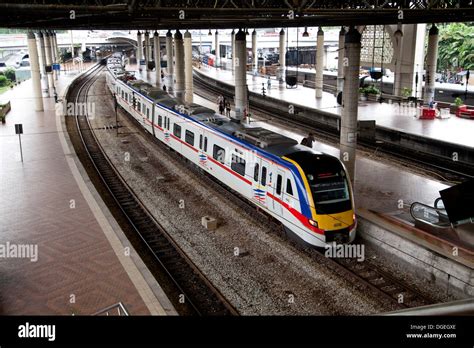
[204,137,208,152]
[231,155,246,176]
[185,130,195,146]
[173,123,181,138]
[137,102,141,111]
[167,118,170,130]
[286,179,293,196]
[158,115,162,127]
[253,163,259,182]
[146,108,150,119]
[199,134,203,149]
[261,166,267,186]
[276,175,282,195]
[213,145,225,164]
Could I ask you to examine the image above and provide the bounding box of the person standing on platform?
[219,98,225,115]
[225,100,231,117]
[217,94,224,110]
[301,132,315,148]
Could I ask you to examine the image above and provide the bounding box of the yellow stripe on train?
[316,209,355,231]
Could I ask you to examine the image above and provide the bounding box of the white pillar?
[44,32,55,96]
[49,31,57,81]
[214,30,220,68]
[174,30,184,99]
[37,31,47,77]
[231,30,235,75]
[27,32,43,111]
[153,31,161,87]
[51,31,57,62]
[69,30,74,63]
[412,23,426,100]
[148,32,153,61]
[184,31,193,103]
[337,27,346,94]
[144,31,150,71]
[315,27,324,98]
[165,30,173,91]
[137,31,143,71]
[252,29,257,73]
[340,27,361,185]
[278,28,286,81]
[393,25,404,96]
[424,24,439,104]
[234,29,247,121]
[54,32,60,63]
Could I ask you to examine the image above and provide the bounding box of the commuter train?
[104,54,356,247]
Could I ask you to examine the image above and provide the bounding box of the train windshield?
[307,170,351,213]
[287,152,352,214]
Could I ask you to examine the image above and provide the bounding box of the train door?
[252,158,269,207]
[198,132,209,169]
[272,169,285,215]
[151,103,156,137]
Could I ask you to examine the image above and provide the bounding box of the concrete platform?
[0,67,175,315]
[197,65,474,149]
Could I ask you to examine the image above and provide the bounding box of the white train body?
[105,61,356,248]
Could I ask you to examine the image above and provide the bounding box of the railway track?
[65,64,238,316]
[193,72,474,183]
[67,65,435,313]
[188,74,437,310]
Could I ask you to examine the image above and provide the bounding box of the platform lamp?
[208,29,212,36]
[302,27,309,37]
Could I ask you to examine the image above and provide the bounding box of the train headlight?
[308,219,318,228]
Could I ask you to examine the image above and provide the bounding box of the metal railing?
[92,302,129,316]
[384,298,474,316]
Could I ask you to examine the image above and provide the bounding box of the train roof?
[106,58,324,160]
[189,111,323,158]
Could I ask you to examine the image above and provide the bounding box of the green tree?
[437,23,474,72]
[0,75,9,87]
[3,68,15,82]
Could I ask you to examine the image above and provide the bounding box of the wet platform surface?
[0,67,171,315]
[196,65,474,148]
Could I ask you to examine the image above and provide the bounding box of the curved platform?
[0,66,176,315]
[197,65,474,149]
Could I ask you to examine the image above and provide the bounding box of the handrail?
[92,302,129,316]
[410,201,451,229]
[384,298,474,316]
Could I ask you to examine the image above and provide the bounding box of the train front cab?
[284,151,357,247]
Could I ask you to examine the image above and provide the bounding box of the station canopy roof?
[0,0,473,30]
